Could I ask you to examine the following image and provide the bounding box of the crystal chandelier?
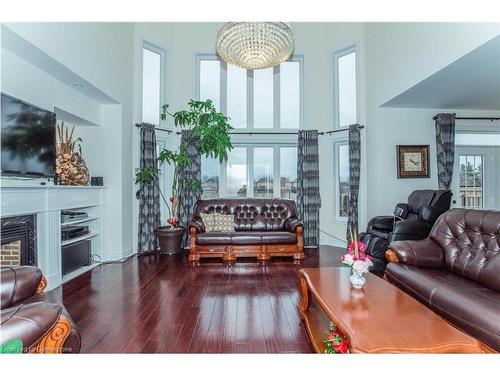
[216,22,295,70]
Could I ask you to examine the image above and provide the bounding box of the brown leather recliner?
[385,209,500,352]
[189,198,304,263]
[1,266,81,353]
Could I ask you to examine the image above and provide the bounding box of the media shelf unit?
[0,185,105,289]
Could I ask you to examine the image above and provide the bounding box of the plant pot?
[156,226,184,255]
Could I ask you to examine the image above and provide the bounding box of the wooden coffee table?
[298,267,483,353]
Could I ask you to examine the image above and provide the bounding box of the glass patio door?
[452,147,499,210]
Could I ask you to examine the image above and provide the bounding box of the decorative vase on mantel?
[55,122,90,186]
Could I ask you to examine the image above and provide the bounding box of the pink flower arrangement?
[341,229,373,274]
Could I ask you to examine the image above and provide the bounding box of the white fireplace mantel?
[1,185,105,289]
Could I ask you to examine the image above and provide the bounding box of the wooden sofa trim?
[188,225,305,264]
[30,315,71,354]
[36,276,48,294]
[385,249,400,263]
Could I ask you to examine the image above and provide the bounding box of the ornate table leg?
[298,274,310,317]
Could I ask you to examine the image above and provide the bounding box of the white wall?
[3,22,498,256]
[364,23,500,218]
[132,22,367,247]
[2,23,135,259]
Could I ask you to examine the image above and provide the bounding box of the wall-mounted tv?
[1,93,56,178]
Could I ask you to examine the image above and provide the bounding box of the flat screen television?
[1,93,56,177]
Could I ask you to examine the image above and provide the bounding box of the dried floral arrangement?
[55,122,89,185]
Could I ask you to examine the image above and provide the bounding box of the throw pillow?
[200,212,216,232]
[212,213,235,232]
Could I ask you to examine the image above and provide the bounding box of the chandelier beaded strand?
[216,22,295,70]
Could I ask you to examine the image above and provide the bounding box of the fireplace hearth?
[1,215,37,267]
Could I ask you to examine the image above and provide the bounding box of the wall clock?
[397,145,430,178]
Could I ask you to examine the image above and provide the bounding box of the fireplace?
[1,215,37,267]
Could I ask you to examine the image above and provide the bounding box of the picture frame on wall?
[397,145,430,178]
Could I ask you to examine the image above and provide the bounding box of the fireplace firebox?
[0,215,37,267]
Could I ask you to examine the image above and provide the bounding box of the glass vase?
[349,269,366,289]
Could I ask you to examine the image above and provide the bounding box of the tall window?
[226,148,247,197]
[198,57,301,200]
[201,146,297,200]
[335,48,357,128]
[335,142,350,219]
[142,45,164,125]
[198,57,302,129]
[280,147,298,200]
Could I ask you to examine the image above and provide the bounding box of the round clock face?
[403,152,422,171]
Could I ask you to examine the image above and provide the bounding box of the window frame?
[200,143,298,200]
[334,137,349,222]
[333,45,359,130]
[196,54,304,131]
[141,41,167,127]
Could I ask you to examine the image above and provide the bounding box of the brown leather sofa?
[189,198,304,263]
[1,266,81,353]
[385,209,500,352]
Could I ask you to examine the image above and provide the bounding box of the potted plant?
[135,99,233,254]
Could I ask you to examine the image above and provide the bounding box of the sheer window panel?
[280,147,297,200]
[280,62,300,129]
[338,52,357,128]
[201,157,220,199]
[199,60,221,111]
[253,148,274,198]
[142,48,161,125]
[226,147,247,197]
[254,68,274,128]
[227,64,247,128]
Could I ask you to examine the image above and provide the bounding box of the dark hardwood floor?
[56,246,344,353]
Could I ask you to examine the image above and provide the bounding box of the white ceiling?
[1,25,117,105]
[382,35,500,110]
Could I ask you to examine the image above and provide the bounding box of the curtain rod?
[135,123,173,134]
[135,123,365,136]
[172,125,364,136]
[432,116,500,121]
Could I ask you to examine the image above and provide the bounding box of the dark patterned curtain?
[178,129,201,249]
[297,130,321,248]
[435,113,456,190]
[346,124,361,243]
[137,123,161,253]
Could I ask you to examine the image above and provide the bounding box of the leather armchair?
[385,209,500,352]
[360,190,451,273]
[0,266,81,353]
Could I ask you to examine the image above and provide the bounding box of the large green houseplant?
[135,99,233,254]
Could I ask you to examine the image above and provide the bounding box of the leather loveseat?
[1,266,81,353]
[385,209,500,352]
[188,198,304,263]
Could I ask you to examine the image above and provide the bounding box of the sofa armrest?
[189,218,205,233]
[386,238,445,268]
[389,220,432,242]
[1,266,46,309]
[0,302,69,352]
[369,216,394,231]
[284,217,303,232]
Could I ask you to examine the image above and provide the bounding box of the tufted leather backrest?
[192,198,298,231]
[429,209,500,292]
